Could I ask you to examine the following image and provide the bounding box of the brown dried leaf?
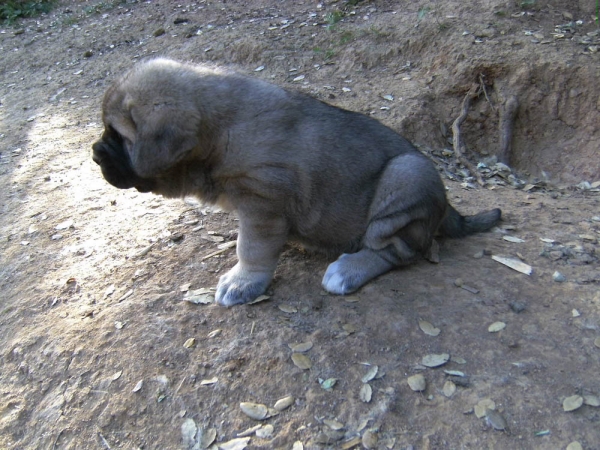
[421,353,449,368]
[563,395,584,412]
[291,353,312,370]
[418,320,441,336]
[240,402,268,420]
[288,342,313,352]
[360,384,373,403]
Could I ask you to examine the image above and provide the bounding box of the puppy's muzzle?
[92,140,155,193]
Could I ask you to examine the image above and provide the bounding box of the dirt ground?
[1,0,599,449]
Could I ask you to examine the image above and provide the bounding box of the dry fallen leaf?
[184,288,215,304]
[208,329,222,338]
[360,383,373,403]
[273,395,294,411]
[256,424,274,438]
[475,399,496,418]
[361,365,378,383]
[443,380,456,397]
[444,370,465,377]
[278,304,297,313]
[418,320,441,336]
[291,353,312,370]
[181,418,197,448]
[583,395,600,407]
[323,419,344,430]
[341,437,361,449]
[236,424,261,438]
[407,374,426,392]
[503,235,525,243]
[288,342,313,352]
[485,408,507,430]
[249,295,271,304]
[218,437,251,450]
[342,323,357,334]
[111,370,123,381]
[240,402,268,420]
[200,427,217,448]
[362,430,378,449]
[492,255,532,275]
[421,353,450,368]
[488,321,506,333]
[563,395,584,412]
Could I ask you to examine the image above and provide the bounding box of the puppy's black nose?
[92,141,105,165]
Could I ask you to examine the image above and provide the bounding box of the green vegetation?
[519,0,536,9]
[313,47,336,60]
[0,0,55,24]
[339,30,354,45]
[417,6,430,21]
[326,10,344,29]
[83,0,126,16]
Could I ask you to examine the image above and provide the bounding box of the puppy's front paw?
[215,263,272,307]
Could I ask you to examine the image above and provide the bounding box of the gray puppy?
[92,58,501,306]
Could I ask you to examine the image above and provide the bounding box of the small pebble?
[509,301,527,313]
[553,271,566,282]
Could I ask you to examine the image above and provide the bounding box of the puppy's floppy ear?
[130,104,200,178]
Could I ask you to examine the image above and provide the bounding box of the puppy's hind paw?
[322,250,397,295]
[322,255,361,295]
[215,263,272,307]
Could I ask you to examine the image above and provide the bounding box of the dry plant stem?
[452,85,485,186]
[98,432,112,450]
[479,74,495,109]
[499,95,519,164]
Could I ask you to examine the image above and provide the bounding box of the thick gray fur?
[92,58,501,306]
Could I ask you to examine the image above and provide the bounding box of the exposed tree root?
[499,95,519,165]
[452,83,485,186]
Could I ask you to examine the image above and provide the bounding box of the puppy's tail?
[438,205,501,238]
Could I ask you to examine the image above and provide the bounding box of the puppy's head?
[92,59,201,193]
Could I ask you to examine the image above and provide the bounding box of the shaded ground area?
[1,1,599,449]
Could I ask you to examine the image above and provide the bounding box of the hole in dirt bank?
[404,61,600,185]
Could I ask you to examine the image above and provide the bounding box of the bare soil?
[1,1,599,449]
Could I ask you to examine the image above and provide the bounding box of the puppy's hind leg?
[322,247,404,295]
[322,153,446,295]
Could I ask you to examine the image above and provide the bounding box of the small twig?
[98,432,112,450]
[174,375,187,397]
[479,74,495,110]
[201,240,237,261]
[52,429,64,449]
[452,84,485,186]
